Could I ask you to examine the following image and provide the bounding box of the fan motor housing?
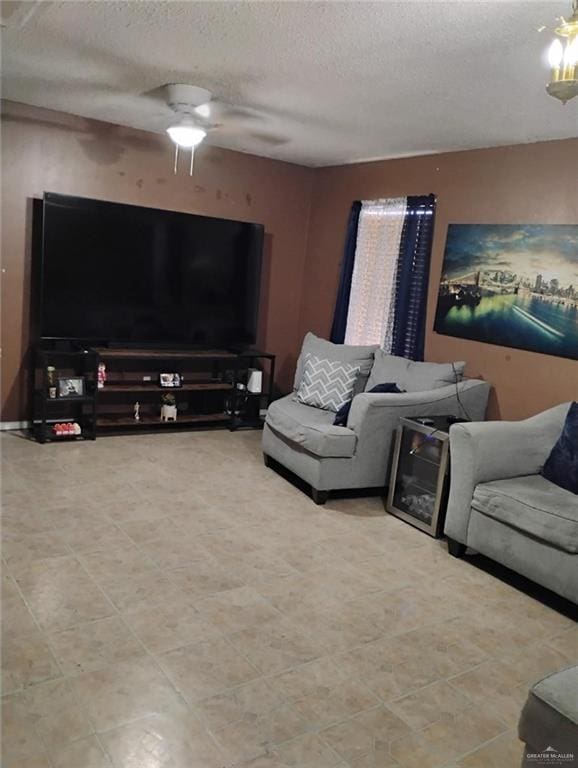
[166,84,212,113]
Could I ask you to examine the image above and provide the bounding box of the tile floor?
[1,429,576,768]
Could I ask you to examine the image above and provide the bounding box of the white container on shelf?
[160,405,177,422]
[247,369,262,394]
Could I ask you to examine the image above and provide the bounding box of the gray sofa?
[518,665,578,766]
[262,334,490,504]
[444,403,578,604]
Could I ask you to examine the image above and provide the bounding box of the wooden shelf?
[97,413,230,428]
[34,347,98,444]
[232,416,266,429]
[37,348,97,358]
[95,348,237,360]
[99,382,232,393]
[42,394,95,404]
[35,344,274,440]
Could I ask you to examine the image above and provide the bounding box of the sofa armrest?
[347,380,490,435]
[345,380,490,492]
[444,402,571,544]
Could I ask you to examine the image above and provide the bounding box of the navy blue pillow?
[333,382,404,427]
[541,402,578,495]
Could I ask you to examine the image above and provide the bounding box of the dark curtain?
[330,200,361,343]
[390,194,436,360]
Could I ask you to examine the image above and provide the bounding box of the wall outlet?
[143,375,152,381]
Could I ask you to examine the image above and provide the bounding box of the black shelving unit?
[33,347,98,443]
[32,344,275,441]
[93,347,275,435]
[230,351,275,430]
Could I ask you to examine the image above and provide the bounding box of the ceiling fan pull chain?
[173,145,179,174]
[189,147,195,176]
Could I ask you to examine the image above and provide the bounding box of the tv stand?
[33,345,275,440]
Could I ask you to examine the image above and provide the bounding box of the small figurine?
[97,362,107,389]
[47,366,57,399]
[134,401,140,421]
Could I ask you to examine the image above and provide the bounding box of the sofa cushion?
[472,474,578,553]
[403,360,465,393]
[294,333,377,394]
[297,354,360,412]
[366,349,465,393]
[365,351,410,391]
[265,395,357,458]
[542,401,578,494]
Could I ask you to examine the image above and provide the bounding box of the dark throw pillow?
[541,402,578,495]
[333,382,404,427]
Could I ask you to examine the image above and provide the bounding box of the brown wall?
[2,100,577,423]
[301,139,578,420]
[1,101,313,421]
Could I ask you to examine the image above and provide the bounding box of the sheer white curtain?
[344,198,407,348]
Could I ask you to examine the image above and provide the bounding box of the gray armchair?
[263,379,490,504]
[444,403,577,604]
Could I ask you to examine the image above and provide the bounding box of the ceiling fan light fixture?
[545,0,578,103]
[565,36,578,65]
[194,103,211,118]
[166,122,206,148]
[548,38,564,68]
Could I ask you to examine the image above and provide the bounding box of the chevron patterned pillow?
[297,353,361,412]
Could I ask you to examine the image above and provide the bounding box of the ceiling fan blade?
[248,131,289,147]
[209,122,289,147]
[0,111,88,134]
[206,100,265,124]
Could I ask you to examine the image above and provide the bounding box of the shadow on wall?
[276,355,297,399]
[485,386,502,421]
[257,231,294,400]
[2,107,162,166]
[257,232,272,352]
[3,197,39,423]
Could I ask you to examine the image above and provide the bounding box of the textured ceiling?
[2,0,577,167]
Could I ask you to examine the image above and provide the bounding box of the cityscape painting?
[433,224,578,360]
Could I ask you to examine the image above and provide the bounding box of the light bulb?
[194,104,211,118]
[548,38,564,67]
[564,37,578,67]
[166,125,207,148]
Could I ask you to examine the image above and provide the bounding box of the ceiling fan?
[162,83,212,175]
[160,83,285,175]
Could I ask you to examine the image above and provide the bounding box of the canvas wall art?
[433,224,578,360]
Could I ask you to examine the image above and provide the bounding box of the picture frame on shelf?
[57,377,85,398]
[159,373,182,388]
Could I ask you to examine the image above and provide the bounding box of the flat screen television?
[39,192,264,348]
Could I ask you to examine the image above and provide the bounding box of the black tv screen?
[40,193,264,348]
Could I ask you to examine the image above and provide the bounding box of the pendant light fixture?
[163,85,212,177]
[167,116,207,176]
[545,0,578,103]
